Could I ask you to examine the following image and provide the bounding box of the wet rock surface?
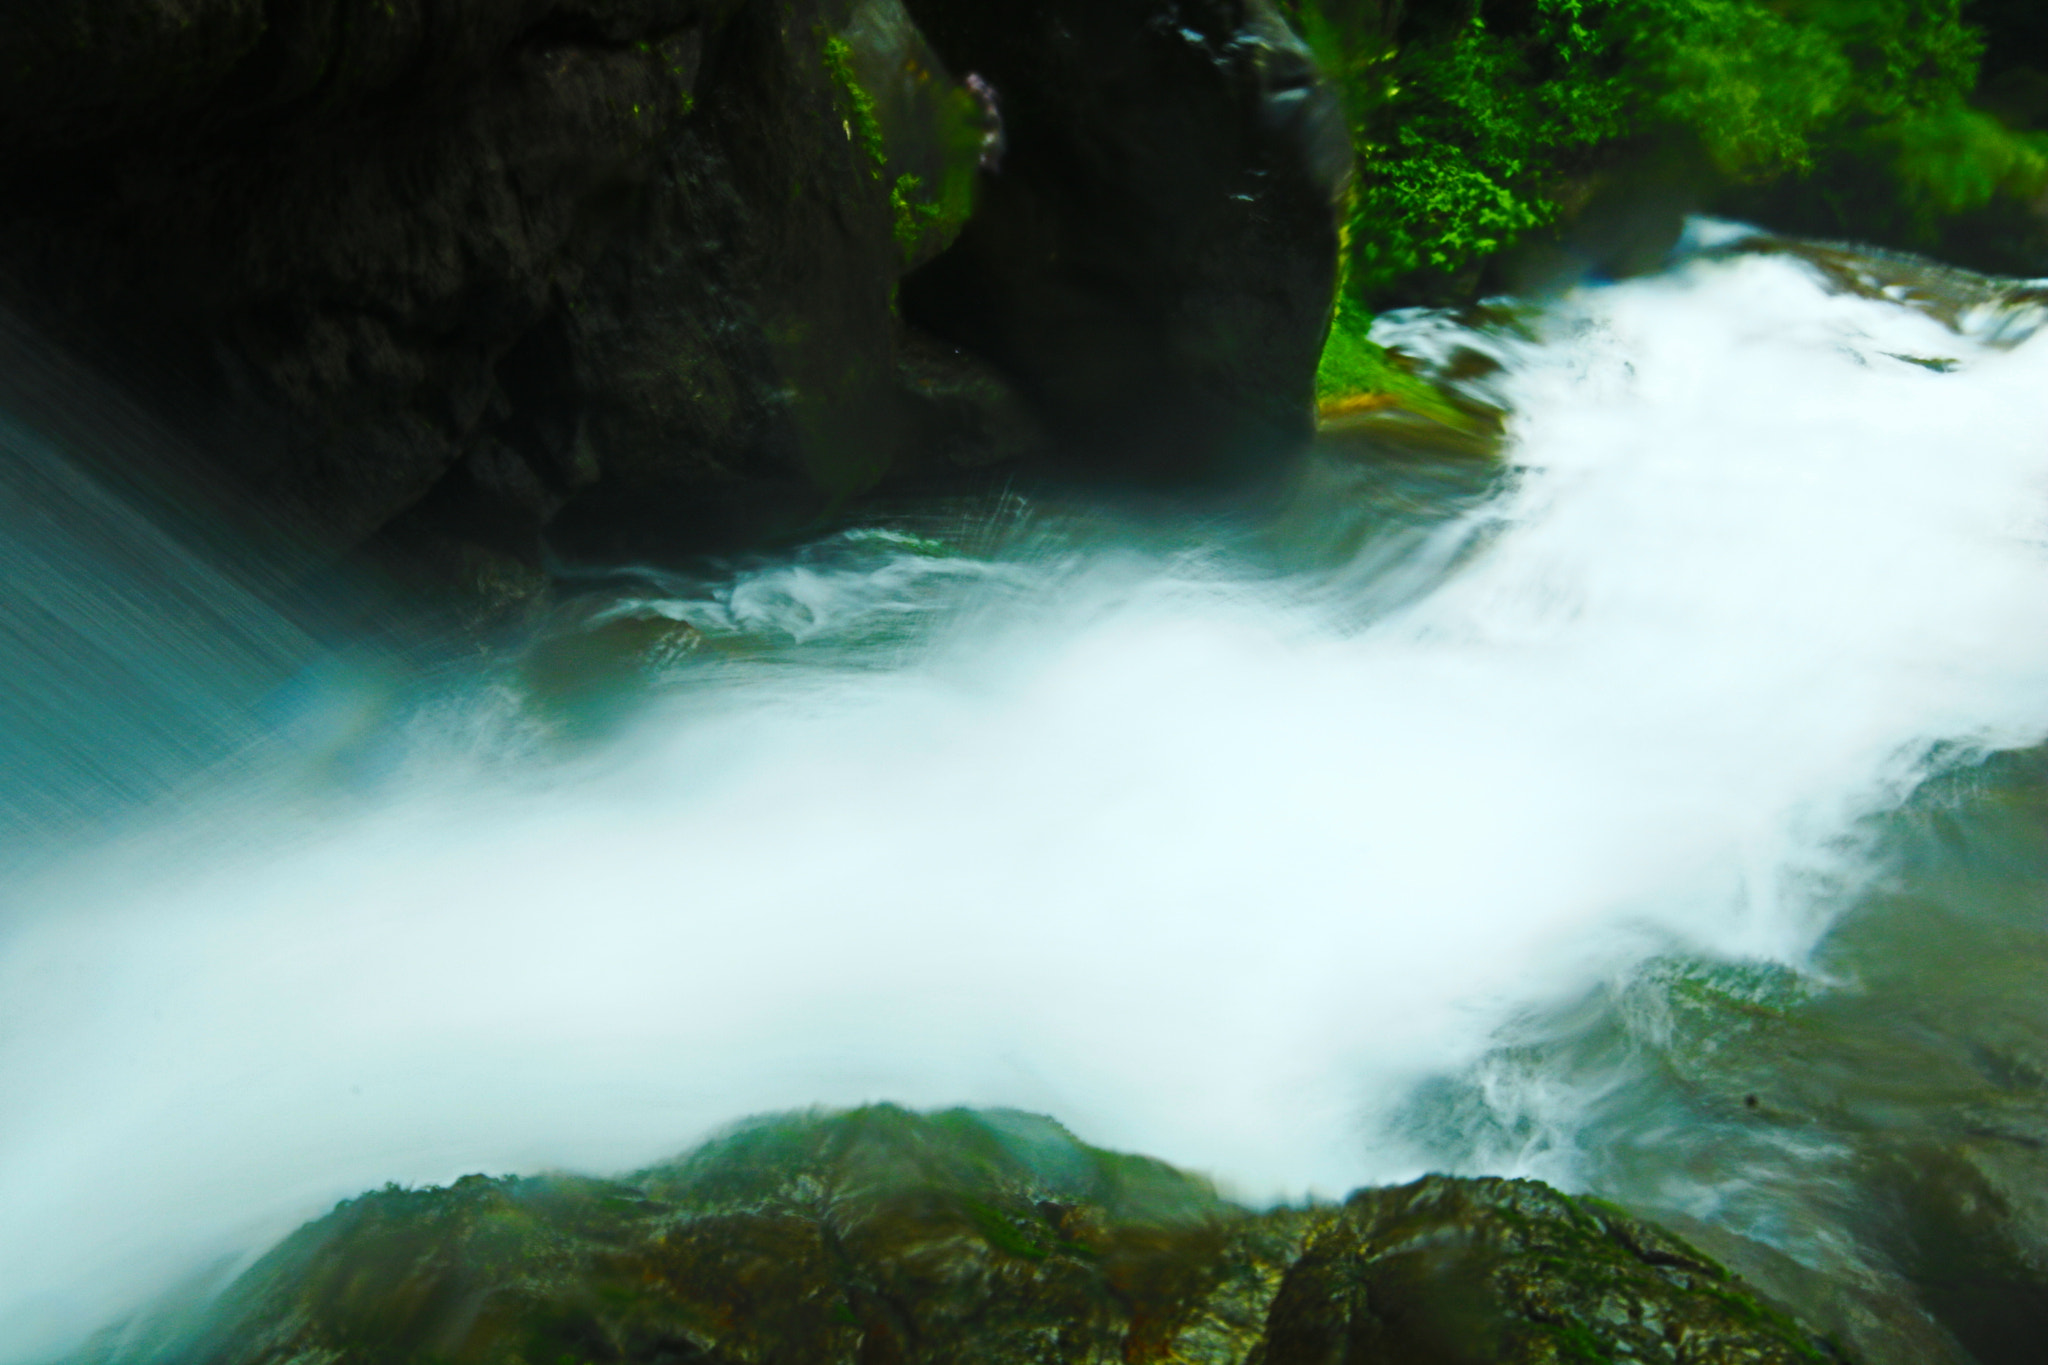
[1,0,966,581]
[125,1107,1848,1365]
[1393,743,2048,1365]
[901,0,1346,488]
[0,0,1341,601]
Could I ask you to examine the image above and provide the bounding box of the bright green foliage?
[1288,0,2048,312]
[890,143,976,264]
[1315,303,1479,430]
[889,173,946,255]
[1345,3,1628,299]
[1874,100,2048,230]
[1313,306,1402,402]
[821,33,981,264]
[1631,0,1854,177]
[822,35,887,178]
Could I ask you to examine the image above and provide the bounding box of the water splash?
[3,239,2046,1361]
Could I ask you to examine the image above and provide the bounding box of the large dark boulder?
[121,1107,1849,1365]
[0,0,1341,609]
[0,0,1028,603]
[901,0,1349,486]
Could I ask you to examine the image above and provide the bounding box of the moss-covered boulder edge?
[116,1106,1850,1365]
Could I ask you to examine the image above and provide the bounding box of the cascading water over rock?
[1,233,2045,1362]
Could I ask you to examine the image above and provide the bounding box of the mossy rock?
[1310,305,1505,464]
[516,604,709,734]
[122,1107,1850,1365]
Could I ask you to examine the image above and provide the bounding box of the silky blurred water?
[3,234,2047,1362]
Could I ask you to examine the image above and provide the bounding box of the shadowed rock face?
[0,0,1341,605]
[1,1,952,591]
[901,0,1348,488]
[130,1108,1847,1365]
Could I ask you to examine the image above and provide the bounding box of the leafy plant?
[1287,0,2048,316]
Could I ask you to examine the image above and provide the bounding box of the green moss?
[168,1114,1847,1365]
[822,34,886,178]
[891,172,940,251]
[639,36,699,117]
[1701,1284,1838,1361]
[1539,1315,1620,1364]
[890,168,976,265]
[1653,956,1816,1027]
[1315,304,1487,435]
[960,1197,1051,1259]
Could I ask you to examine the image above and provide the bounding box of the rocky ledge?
[0,1,1342,605]
[115,1107,1848,1365]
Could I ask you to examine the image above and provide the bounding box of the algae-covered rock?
[1385,745,2048,1365]
[1256,1180,1844,1365]
[123,1107,1848,1365]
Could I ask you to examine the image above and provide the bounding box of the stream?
[2,225,2046,1362]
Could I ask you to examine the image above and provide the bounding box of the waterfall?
[3,234,2045,1361]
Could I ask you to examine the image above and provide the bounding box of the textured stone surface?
[902,0,1349,487]
[126,1108,1849,1365]
[2,1,975,582]
[0,0,1342,602]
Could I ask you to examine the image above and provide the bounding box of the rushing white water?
[3,240,2047,1361]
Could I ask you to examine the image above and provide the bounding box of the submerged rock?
[1380,743,2048,1365]
[123,1107,1848,1364]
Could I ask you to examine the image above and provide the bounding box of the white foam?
[3,246,2047,1360]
